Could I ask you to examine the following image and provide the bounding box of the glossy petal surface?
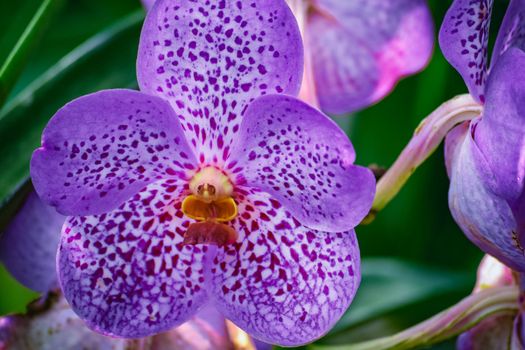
[439,0,493,102]
[492,0,525,65]
[58,180,209,337]
[308,0,433,114]
[209,191,361,346]
[446,123,525,271]
[475,49,525,204]
[0,191,64,292]
[229,95,375,232]
[31,89,196,216]
[142,0,155,11]
[137,0,303,161]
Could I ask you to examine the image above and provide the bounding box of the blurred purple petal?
[0,191,64,292]
[141,0,155,11]
[151,305,234,350]
[0,297,136,350]
[456,314,514,350]
[137,0,303,162]
[439,0,493,103]
[307,0,433,114]
[31,89,196,216]
[209,191,361,346]
[230,95,375,232]
[446,122,525,271]
[58,180,210,338]
[492,0,525,66]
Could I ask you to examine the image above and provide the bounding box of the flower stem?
[310,286,519,350]
[365,94,482,221]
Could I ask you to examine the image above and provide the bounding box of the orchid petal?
[439,0,493,103]
[208,191,361,346]
[58,180,210,337]
[137,0,303,162]
[475,49,525,204]
[492,0,525,66]
[0,191,64,292]
[31,89,196,216]
[308,0,433,114]
[229,95,375,232]
[446,122,525,271]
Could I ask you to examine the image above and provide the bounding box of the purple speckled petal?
[492,0,525,66]
[228,95,375,232]
[208,191,361,346]
[307,0,433,114]
[439,0,493,103]
[474,49,525,204]
[456,314,514,350]
[58,179,210,338]
[0,191,64,292]
[31,89,197,216]
[445,122,525,271]
[137,0,303,162]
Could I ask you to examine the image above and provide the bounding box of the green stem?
[310,286,519,350]
[364,94,482,222]
[0,0,65,106]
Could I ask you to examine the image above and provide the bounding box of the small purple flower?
[286,0,434,114]
[30,0,375,346]
[440,0,525,271]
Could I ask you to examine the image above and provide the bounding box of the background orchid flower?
[440,0,525,272]
[29,0,375,346]
[285,0,434,114]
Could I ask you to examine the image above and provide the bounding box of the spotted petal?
[58,179,210,337]
[229,95,375,232]
[307,0,433,114]
[445,122,525,271]
[208,191,361,346]
[137,0,303,161]
[439,0,493,103]
[492,0,525,65]
[31,89,197,216]
[0,191,64,292]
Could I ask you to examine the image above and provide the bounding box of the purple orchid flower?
[285,0,434,114]
[29,0,375,346]
[440,0,525,272]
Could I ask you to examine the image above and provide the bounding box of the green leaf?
[0,10,144,218]
[329,258,473,334]
[0,0,65,106]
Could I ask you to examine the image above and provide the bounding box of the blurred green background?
[0,0,510,349]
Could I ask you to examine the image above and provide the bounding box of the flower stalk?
[365,94,482,222]
[311,286,519,350]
